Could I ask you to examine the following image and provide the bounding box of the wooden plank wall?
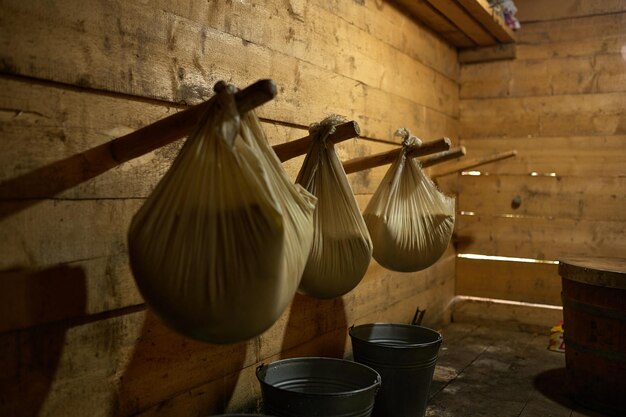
[0,1,459,416]
[455,0,626,306]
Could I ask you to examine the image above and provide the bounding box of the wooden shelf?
[393,0,515,49]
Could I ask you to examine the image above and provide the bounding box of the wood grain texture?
[460,93,626,138]
[0,0,459,142]
[392,0,476,48]
[516,0,626,23]
[0,1,460,414]
[421,146,466,168]
[455,215,626,260]
[0,78,291,201]
[431,149,516,178]
[457,7,626,313]
[0,255,143,334]
[457,136,626,176]
[394,0,515,48]
[0,198,145,331]
[318,0,460,79]
[193,0,460,85]
[110,79,278,163]
[461,53,626,98]
[457,0,516,42]
[516,36,626,60]
[457,175,626,221]
[0,76,404,200]
[343,137,451,174]
[516,12,626,44]
[451,297,563,330]
[272,121,360,163]
[559,256,626,289]
[458,43,517,64]
[0,102,395,334]
[456,257,562,305]
[425,0,497,46]
[0,253,455,417]
[0,199,141,269]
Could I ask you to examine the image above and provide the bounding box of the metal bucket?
[349,323,442,417]
[256,357,381,417]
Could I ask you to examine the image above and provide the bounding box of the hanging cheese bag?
[128,85,316,344]
[295,116,373,298]
[363,129,455,272]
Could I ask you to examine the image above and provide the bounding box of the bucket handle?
[256,363,267,377]
[411,307,426,326]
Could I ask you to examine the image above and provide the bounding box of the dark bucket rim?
[256,356,382,397]
[349,323,443,348]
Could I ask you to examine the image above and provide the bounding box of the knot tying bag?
[128,86,316,343]
[363,129,455,272]
[295,115,372,298]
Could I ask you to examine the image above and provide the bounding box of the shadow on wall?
[0,142,118,222]
[280,293,348,360]
[0,266,349,415]
[115,310,248,416]
[113,293,349,416]
[0,265,87,417]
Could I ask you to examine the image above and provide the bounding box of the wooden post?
[421,146,466,168]
[272,121,361,162]
[109,79,278,163]
[342,137,452,174]
[432,150,517,178]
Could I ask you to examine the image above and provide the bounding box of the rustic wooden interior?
[0,0,624,416]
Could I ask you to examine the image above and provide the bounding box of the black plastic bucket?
[349,323,442,417]
[256,357,381,417]
[210,415,272,416]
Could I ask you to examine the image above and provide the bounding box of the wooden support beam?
[432,150,517,178]
[393,0,476,48]
[342,137,452,174]
[457,0,515,43]
[110,78,358,166]
[393,0,515,48]
[110,79,277,164]
[272,121,361,162]
[421,146,466,168]
[423,0,497,46]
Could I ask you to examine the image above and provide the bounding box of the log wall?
[0,1,458,415]
[455,0,626,306]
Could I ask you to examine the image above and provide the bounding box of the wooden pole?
[420,146,466,168]
[272,121,361,162]
[342,137,452,174]
[110,79,277,163]
[432,150,517,178]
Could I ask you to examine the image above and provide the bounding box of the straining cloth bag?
[128,86,316,343]
[295,116,373,298]
[363,129,455,272]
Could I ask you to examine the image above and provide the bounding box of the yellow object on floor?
[548,321,565,353]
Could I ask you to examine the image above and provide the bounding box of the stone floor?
[427,323,609,417]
